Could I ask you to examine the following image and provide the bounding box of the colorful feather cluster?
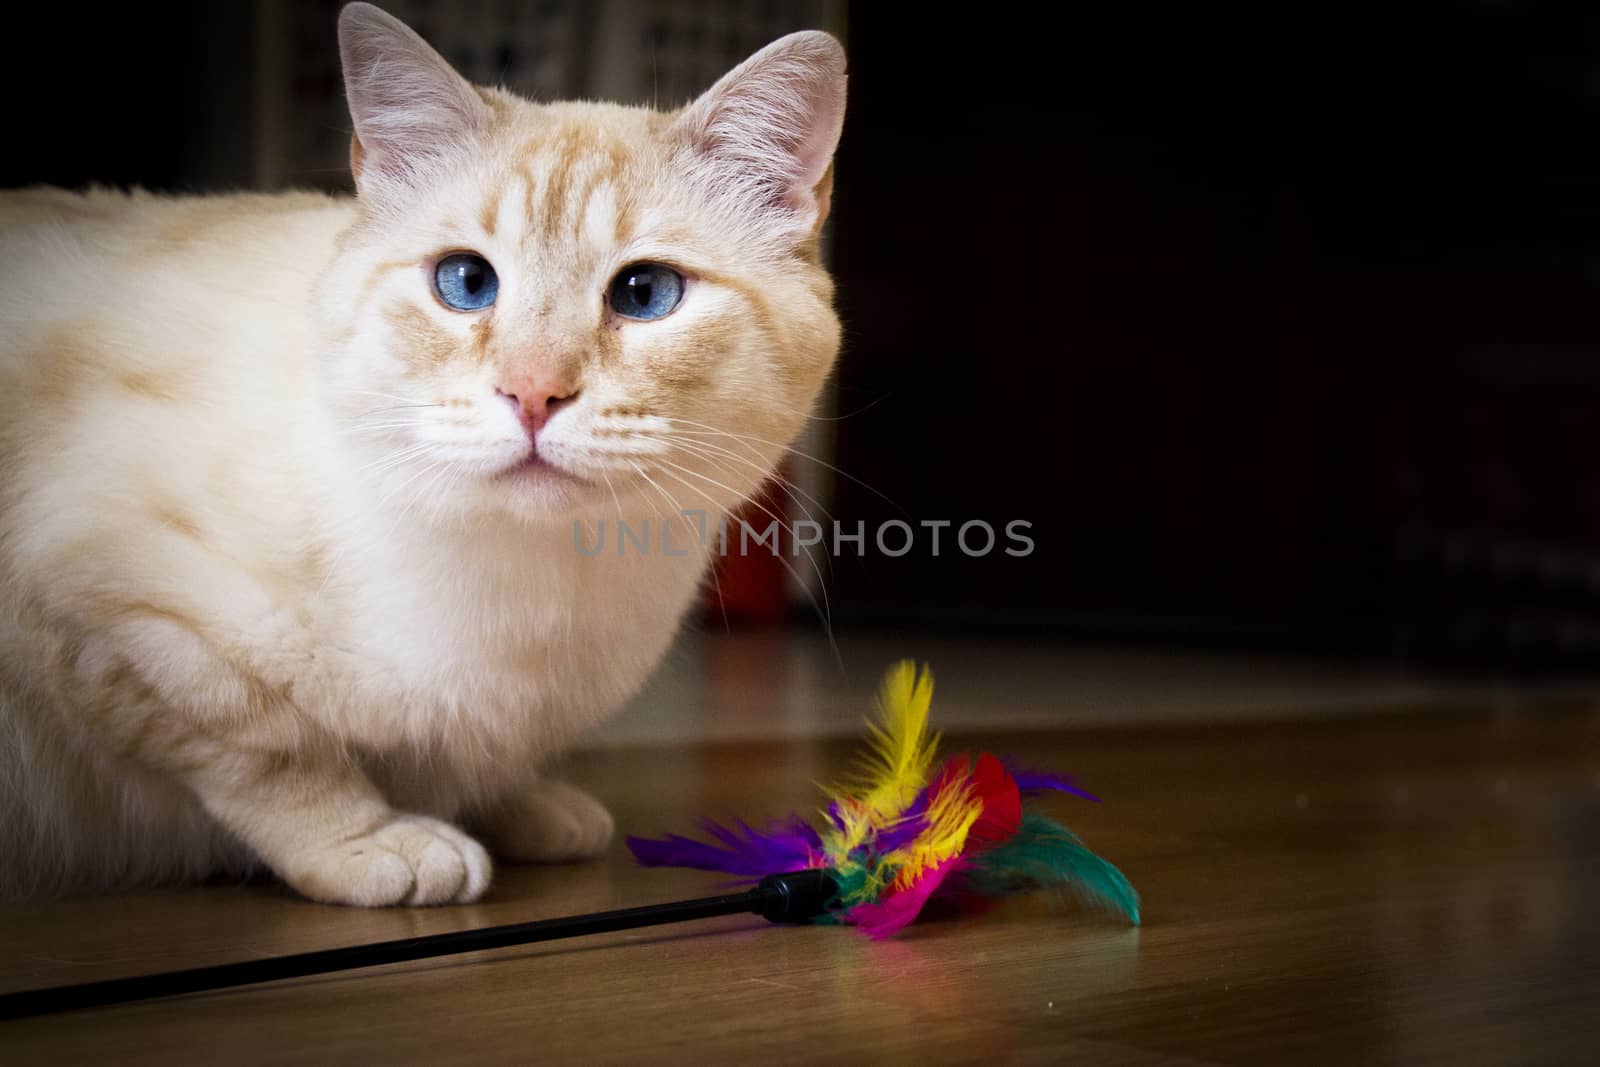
[627,661,1141,938]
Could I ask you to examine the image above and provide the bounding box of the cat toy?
[0,662,1136,1019]
[628,660,1140,939]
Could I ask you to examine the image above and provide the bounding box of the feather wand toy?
[1,661,1137,1018]
[628,660,1140,938]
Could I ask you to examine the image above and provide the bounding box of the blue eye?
[434,252,499,311]
[607,262,684,321]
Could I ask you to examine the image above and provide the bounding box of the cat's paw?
[479,779,614,864]
[280,814,493,907]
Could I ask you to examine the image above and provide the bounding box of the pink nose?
[496,377,577,438]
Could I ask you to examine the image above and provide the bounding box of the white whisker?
[651,462,839,663]
[626,459,683,522]
[665,417,904,514]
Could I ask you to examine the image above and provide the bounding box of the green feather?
[825,857,876,915]
[966,813,1141,925]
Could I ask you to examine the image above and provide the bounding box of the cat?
[0,3,845,906]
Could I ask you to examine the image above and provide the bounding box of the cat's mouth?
[495,450,589,488]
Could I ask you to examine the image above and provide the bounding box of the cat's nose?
[496,377,577,437]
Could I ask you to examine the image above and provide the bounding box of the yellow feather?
[823,798,874,859]
[881,778,982,890]
[821,661,940,858]
[857,660,939,819]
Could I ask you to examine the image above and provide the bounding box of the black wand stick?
[0,869,838,1020]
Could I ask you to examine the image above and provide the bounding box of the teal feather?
[965,813,1141,925]
[812,862,873,924]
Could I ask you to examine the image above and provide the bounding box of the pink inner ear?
[784,77,848,201]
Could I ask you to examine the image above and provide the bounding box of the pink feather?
[846,856,965,940]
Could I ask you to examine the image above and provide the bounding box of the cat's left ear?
[338,3,492,199]
[673,31,847,240]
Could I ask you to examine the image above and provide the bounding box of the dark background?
[5,3,1598,675]
[830,4,1600,673]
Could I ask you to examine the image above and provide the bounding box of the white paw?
[281,815,493,907]
[483,780,614,863]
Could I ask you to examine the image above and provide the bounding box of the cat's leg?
[80,616,492,906]
[473,778,614,863]
[184,745,494,906]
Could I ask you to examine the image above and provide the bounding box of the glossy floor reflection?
[2,633,1597,1064]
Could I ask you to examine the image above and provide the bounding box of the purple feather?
[823,782,939,858]
[873,815,927,855]
[627,814,821,877]
[1003,759,1101,803]
[872,785,933,853]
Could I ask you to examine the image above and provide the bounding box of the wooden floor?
[3,637,1598,1064]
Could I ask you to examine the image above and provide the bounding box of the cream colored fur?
[0,4,844,905]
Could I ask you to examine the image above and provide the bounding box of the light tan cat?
[0,4,844,905]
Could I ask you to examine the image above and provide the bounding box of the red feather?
[960,752,1023,850]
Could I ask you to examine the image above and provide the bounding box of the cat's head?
[314,3,845,528]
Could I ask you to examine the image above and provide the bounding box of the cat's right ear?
[337,3,491,199]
